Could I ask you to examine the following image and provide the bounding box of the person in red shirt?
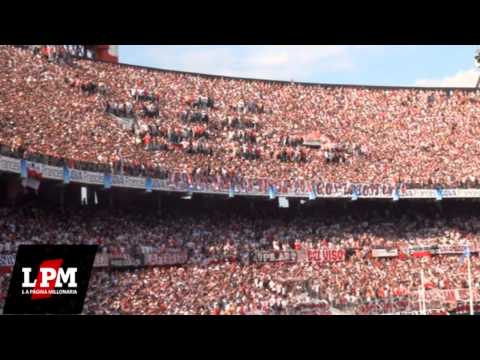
[294,240,302,251]
[143,134,151,150]
[41,46,49,58]
[211,306,221,315]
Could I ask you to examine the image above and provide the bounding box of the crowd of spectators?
[1,203,480,315]
[2,45,480,190]
[3,45,480,314]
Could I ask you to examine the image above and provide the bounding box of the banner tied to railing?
[3,155,480,198]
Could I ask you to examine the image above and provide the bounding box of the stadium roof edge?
[83,56,480,92]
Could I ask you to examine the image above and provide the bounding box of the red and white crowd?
[2,45,480,187]
[2,45,480,315]
[1,204,480,315]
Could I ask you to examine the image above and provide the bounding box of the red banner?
[307,248,346,263]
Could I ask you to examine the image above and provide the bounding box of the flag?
[435,187,443,201]
[63,165,71,184]
[351,187,359,201]
[278,197,289,208]
[392,187,400,202]
[308,185,317,200]
[22,165,42,192]
[460,244,471,264]
[411,251,431,258]
[20,159,27,179]
[269,185,277,200]
[104,174,112,189]
[145,177,153,193]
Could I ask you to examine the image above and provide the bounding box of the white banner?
[93,253,110,268]
[143,252,188,266]
[4,154,480,199]
[254,250,297,263]
[435,245,479,255]
[372,249,399,258]
[0,155,21,173]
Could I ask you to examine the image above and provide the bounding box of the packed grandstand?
[1,45,480,315]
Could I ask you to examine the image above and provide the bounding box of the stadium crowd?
[2,45,480,188]
[1,204,480,314]
[2,44,480,315]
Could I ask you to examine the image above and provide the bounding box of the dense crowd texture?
[1,204,480,315]
[2,45,480,186]
[2,45,480,315]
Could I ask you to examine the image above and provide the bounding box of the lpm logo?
[3,245,97,314]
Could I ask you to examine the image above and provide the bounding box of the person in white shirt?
[272,240,280,251]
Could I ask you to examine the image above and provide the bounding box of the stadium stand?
[1,45,480,315]
[1,200,480,315]
[2,45,480,188]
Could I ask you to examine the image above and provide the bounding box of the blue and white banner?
[435,187,443,201]
[308,184,317,200]
[80,171,103,185]
[145,177,153,193]
[123,176,146,189]
[460,245,471,264]
[392,187,400,202]
[104,174,112,189]
[351,187,359,201]
[20,159,27,178]
[269,185,277,200]
[4,155,480,199]
[63,166,71,184]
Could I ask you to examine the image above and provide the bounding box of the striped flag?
[392,187,400,202]
[22,165,42,192]
[63,165,71,184]
[268,185,277,200]
[104,174,112,189]
[145,177,153,193]
[460,244,471,264]
[435,187,443,201]
[20,159,27,178]
[351,187,359,201]
[308,183,317,200]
